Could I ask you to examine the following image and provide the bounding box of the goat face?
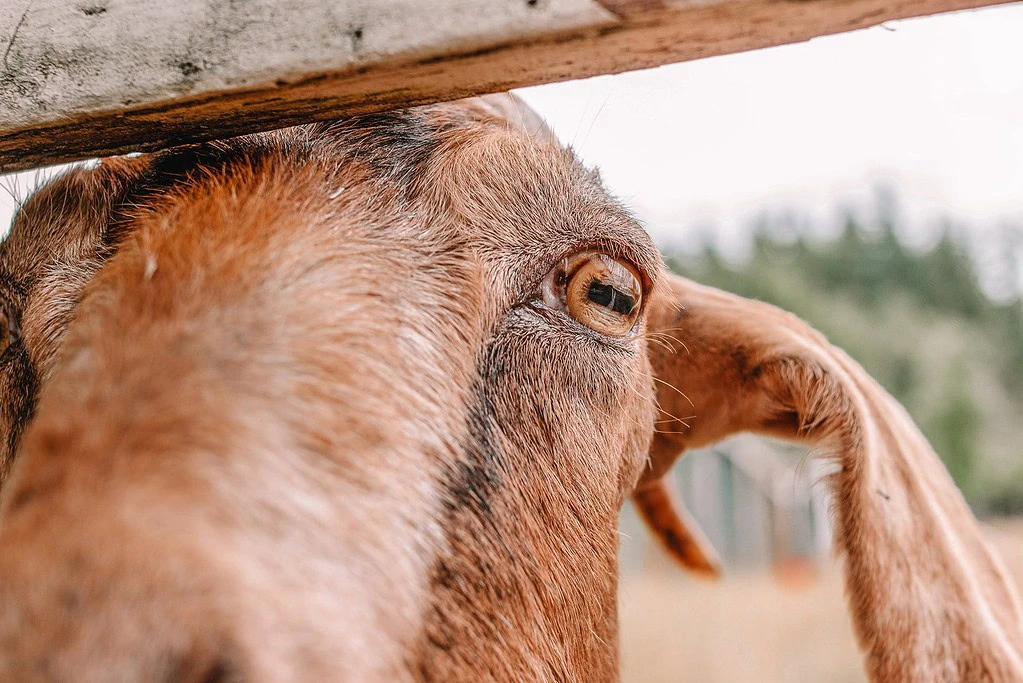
[0,97,663,681]
[3,95,1021,683]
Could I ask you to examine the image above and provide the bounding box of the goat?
[0,94,1019,682]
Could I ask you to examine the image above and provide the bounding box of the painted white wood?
[0,0,614,130]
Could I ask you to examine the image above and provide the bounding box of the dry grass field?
[619,518,1023,682]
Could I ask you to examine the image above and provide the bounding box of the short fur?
[0,95,1017,682]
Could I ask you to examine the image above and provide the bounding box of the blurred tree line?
[665,206,1023,515]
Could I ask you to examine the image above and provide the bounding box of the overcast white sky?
[3,3,1023,255]
[517,2,1023,252]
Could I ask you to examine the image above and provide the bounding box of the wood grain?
[0,0,1012,172]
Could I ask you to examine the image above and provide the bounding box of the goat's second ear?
[631,476,722,577]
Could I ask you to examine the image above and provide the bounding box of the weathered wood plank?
[0,0,1012,172]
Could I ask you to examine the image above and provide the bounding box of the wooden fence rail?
[0,0,1013,172]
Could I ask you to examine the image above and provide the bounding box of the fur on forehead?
[1,157,147,282]
[421,125,661,306]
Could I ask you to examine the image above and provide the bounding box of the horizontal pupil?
[587,281,636,315]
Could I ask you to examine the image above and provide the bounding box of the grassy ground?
[619,518,1023,682]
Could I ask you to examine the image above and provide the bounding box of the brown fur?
[0,95,1017,682]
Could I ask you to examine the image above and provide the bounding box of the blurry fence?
[621,435,832,574]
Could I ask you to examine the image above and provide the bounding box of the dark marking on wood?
[348,25,364,52]
[596,0,666,15]
[2,4,31,72]
[177,60,202,77]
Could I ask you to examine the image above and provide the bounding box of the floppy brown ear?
[640,272,1023,681]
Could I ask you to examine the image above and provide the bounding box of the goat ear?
[632,476,722,577]
[642,272,1023,680]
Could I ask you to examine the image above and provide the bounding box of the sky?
[3,2,1023,256]
[516,2,1023,253]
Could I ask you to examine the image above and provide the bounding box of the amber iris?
[543,252,643,337]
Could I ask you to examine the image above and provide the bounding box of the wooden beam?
[0,0,1012,172]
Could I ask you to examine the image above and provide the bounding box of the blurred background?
[3,4,1023,679]
[520,3,1023,682]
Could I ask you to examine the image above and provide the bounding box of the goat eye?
[542,253,643,337]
